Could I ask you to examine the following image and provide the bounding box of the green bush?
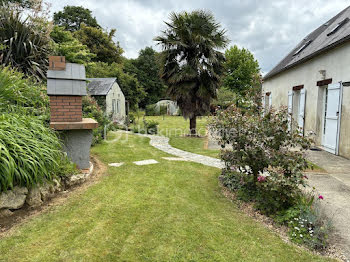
[0,66,49,119]
[82,96,111,145]
[145,104,157,116]
[143,120,158,134]
[0,114,69,192]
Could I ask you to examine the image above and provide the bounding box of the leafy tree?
[75,24,123,64]
[223,45,260,97]
[155,10,228,135]
[211,87,237,110]
[126,47,166,108]
[53,5,100,32]
[86,62,145,109]
[0,5,52,80]
[50,26,95,64]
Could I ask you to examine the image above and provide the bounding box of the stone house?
[87,78,126,123]
[262,6,350,158]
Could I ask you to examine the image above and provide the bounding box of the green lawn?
[0,132,333,261]
[139,115,220,158]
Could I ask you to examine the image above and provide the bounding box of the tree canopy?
[50,26,96,64]
[126,47,167,108]
[74,24,124,64]
[53,5,100,32]
[223,45,260,97]
[155,10,228,134]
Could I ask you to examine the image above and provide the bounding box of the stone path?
[118,131,224,168]
[144,134,224,169]
[133,159,159,166]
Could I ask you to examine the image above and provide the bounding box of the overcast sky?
[47,0,349,74]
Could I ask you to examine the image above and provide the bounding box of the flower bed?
[211,105,333,251]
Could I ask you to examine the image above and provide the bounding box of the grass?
[0,132,334,261]
[136,115,220,158]
[306,160,327,173]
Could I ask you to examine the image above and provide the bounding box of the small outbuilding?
[155,100,179,115]
[87,78,126,123]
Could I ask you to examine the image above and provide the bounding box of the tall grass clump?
[0,66,49,120]
[0,114,66,192]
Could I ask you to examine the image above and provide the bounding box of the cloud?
[47,0,349,73]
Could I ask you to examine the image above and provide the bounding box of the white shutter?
[268,94,272,109]
[288,91,293,131]
[298,89,306,135]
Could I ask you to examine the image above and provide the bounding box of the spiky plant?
[154,10,229,135]
[0,113,64,191]
[0,5,52,80]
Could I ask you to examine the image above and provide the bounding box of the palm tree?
[154,10,228,135]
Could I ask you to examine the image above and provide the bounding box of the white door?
[322,82,343,154]
[288,91,293,131]
[298,89,306,135]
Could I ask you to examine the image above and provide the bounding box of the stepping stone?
[162,157,189,161]
[108,162,124,167]
[133,159,159,166]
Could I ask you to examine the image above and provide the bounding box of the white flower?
[300,234,303,238]
[294,227,300,231]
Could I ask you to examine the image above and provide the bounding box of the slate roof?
[264,6,350,80]
[86,78,117,96]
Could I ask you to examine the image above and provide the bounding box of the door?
[322,82,343,154]
[298,89,306,135]
[288,91,293,131]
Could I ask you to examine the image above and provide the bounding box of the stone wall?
[0,163,93,218]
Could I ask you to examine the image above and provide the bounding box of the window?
[293,40,312,56]
[327,18,349,36]
[112,99,116,114]
[117,99,120,114]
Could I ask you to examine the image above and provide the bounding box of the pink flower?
[303,175,308,179]
[257,176,266,182]
[318,195,324,200]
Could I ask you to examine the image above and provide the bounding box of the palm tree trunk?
[190,116,197,136]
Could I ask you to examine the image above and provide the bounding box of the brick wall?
[50,96,82,122]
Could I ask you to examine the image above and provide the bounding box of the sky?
[46,0,349,74]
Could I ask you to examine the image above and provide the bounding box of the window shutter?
[288,91,293,131]
[298,89,306,135]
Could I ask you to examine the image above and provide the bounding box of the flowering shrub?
[287,198,331,249]
[211,105,312,214]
